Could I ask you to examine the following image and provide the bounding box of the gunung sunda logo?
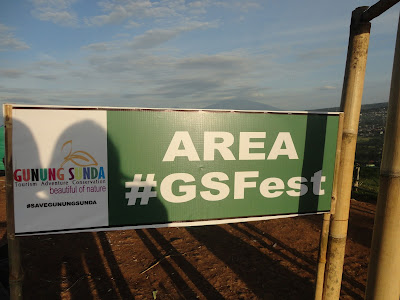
[14,140,106,188]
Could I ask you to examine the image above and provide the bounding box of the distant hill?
[204,99,280,111]
[312,102,388,113]
[360,102,388,111]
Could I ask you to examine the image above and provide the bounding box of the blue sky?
[0,0,399,113]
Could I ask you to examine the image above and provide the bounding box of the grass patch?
[352,167,380,202]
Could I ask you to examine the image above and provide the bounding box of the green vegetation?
[355,136,384,165]
[351,102,387,202]
[352,166,380,202]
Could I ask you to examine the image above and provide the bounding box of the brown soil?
[0,177,375,299]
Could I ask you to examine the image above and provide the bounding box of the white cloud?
[187,1,208,14]
[34,74,58,80]
[125,20,141,28]
[81,21,217,52]
[297,47,345,61]
[30,0,78,26]
[277,20,347,39]
[154,78,223,98]
[215,1,261,12]
[79,35,330,108]
[130,21,217,49]
[32,59,71,70]
[84,46,257,103]
[0,69,25,79]
[131,28,183,49]
[0,24,30,51]
[86,0,176,26]
[318,85,338,91]
[85,0,254,27]
[81,42,116,52]
[177,54,248,73]
[35,11,77,26]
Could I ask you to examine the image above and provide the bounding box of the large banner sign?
[9,105,341,235]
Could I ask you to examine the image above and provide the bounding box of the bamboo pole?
[4,104,23,299]
[322,7,371,299]
[314,113,344,300]
[314,213,331,300]
[365,12,400,300]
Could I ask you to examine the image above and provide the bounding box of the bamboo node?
[342,131,358,139]
[379,171,400,178]
[9,277,24,285]
[7,232,16,240]
[328,235,347,242]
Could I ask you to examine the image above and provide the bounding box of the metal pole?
[365,12,400,300]
[5,104,23,299]
[322,7,371,299]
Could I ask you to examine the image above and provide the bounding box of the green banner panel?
[107,110,339,227]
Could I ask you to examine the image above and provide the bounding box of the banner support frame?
[314,113,344,300]
[5,104,23,300]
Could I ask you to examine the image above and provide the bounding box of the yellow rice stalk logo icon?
[60,140,98,167]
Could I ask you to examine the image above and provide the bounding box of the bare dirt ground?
[0,176,375,299]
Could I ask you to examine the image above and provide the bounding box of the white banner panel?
[12,109,109,234]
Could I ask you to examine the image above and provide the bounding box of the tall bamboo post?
[314,213,331,300]
[322,7,370,299]
[314,113,343,300]
[365,12,400,300]
[4,104,23,299]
